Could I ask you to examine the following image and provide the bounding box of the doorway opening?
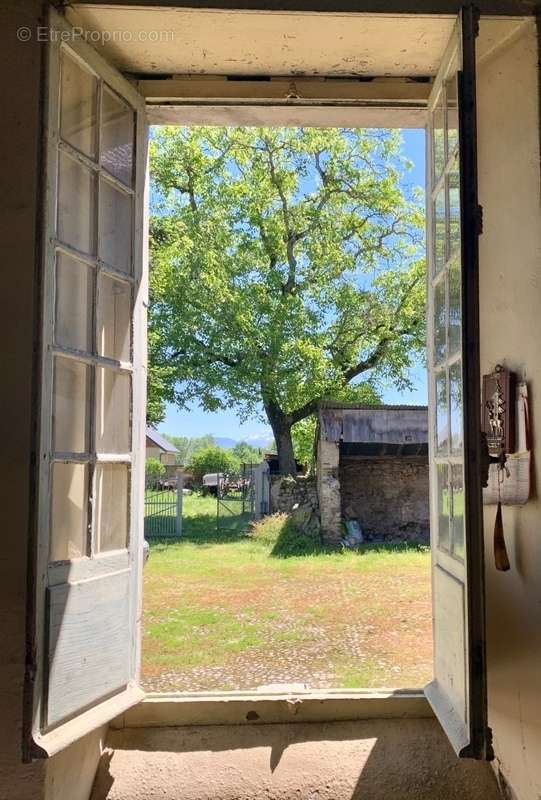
[141,122,432,694]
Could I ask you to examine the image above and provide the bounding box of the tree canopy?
[149,126,425,474]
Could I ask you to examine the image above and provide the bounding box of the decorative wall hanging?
[482,366,531,572]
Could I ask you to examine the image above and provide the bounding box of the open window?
[26,8,148,757]
[26,3,490,763]
[425,7,491,760]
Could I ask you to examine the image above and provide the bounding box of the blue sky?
[158,128,427,442]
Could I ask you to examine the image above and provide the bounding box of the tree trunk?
[263,397,297,476]
[273,419,297,476]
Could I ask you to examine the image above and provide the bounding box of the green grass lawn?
[142,494,433,692]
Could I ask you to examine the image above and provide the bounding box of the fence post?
[176,470,184,537]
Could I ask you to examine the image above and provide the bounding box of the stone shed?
[317,403,429,545]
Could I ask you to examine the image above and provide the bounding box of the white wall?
[477,19,541,800]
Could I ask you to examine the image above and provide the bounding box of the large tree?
[149,127,425,475]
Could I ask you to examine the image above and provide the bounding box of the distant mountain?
[214,435,274,450]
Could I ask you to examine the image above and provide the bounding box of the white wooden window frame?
[29,8,148,758]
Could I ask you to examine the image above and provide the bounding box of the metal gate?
[145,472,182,539]
[217,462,269,534]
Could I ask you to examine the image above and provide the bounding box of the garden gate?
[217,462,270,534]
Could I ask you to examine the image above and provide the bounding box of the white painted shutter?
[425,7,491,759]
[27,8,148,757]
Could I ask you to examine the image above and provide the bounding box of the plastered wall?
[0,2,46,797]
[477,19,541,800]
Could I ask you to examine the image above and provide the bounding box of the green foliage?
[188,445,239,483]
[163,433,215,466]
[145,457,165,482]
[149,127,426,468]
[291,416,317,468]
[231,440,263,464]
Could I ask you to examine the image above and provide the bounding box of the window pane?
[95,464,129,552]
[95,367,131,453]
[451,463,465,560]
[97,274,131,361]
[55,252,93,352]
[435,370,448,455]
[98,179,132,273]
[60,51,97,159]
[50,462,88,561]
[437,463,450,552]
[58,151,96,255]
[53,357,90,453]
[450,360,463,455]
[434,187,446,274]
[434,276,447,365]
[448,160,461,258]
[448,255,461,357]
[101,87,134,187]
[445,71,459,158]
[433,91,445,182]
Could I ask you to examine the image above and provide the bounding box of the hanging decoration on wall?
[481,366,531,572]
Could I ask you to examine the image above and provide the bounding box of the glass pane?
[95,367,131,452]
[450,360,463,454]
[55,252,93,352]
[448,255,461,357]
[101,87,134,187]
[60,51,98,158]
[448,160,461,258]
[434,187,446,274]
[435,370,449,455]
[53,357,90,453]
[437,463,450,552]
[445,71,459,157]
[50,462,88,561]
[434,276,447,365]
[58,151,96,255]
[451,463,465,560]
[98,179,132,273]
[97,274,131,361]
[433,91,445,182]
[95,464,129,552]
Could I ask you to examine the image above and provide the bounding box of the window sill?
[112,688,433,730]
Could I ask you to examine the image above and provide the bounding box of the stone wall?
[316,439,342,544]
[340,456,429,543]
[270,475,318,515]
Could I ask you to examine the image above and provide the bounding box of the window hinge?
[477,204,484,236]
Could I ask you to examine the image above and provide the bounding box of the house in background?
[145,427,179,467]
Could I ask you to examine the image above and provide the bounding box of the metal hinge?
[477,204,484,236]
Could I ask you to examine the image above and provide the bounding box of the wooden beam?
[72,1,538,16]
[138,77,431,104]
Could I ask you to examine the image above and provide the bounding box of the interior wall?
[477,18,541,800]
[0,4,106,800]
[0,2,46,797]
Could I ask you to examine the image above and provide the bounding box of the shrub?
[251,513,323,558]
[146,457,165,484]
[188,446,239,484]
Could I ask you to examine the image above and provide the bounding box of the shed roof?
[146,427,179,453]
[318,403,428,445]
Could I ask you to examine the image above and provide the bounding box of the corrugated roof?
[146,427,179,452]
